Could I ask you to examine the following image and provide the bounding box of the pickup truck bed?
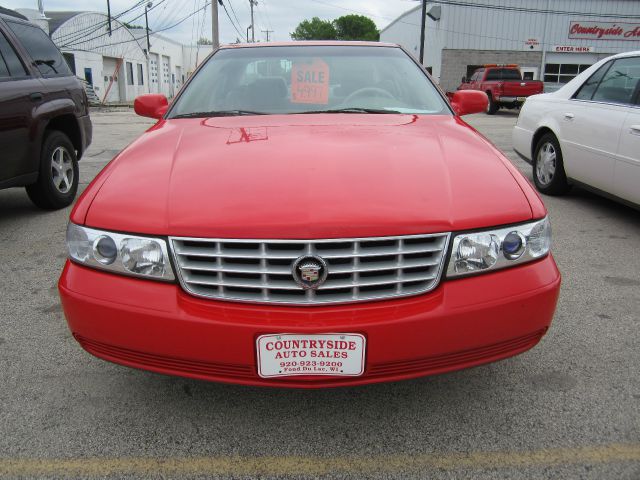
[457,65,544,114]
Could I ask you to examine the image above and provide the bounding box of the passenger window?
[0,31,27,77]
[590,57,640,106]
[574,62,611,101]
[6,21,71,77]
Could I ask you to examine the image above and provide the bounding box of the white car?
[513,51,640,209]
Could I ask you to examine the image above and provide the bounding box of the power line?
[226,0,244,35]
[60,0,169,49]
[71,0,213,51]
[53,0,148,44]
[220,0,247,41]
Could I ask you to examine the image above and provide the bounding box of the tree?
[197,37,212,45]
[333,14,379,41]
[290,17,337,40]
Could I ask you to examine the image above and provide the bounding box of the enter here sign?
[291,59,330,104]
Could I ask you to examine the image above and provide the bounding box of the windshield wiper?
[298,107,402,114]
[171,110,268,119]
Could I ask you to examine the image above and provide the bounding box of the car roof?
[220,40,399,49]
[608,50,640,60]
[0,7,29,21]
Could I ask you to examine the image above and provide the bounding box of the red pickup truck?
[457,65,543,114]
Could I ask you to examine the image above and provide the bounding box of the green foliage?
[197,37,212,45]
[333,14,379,41]
[290,17,337,40]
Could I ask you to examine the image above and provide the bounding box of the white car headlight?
[447,217,551,278]
[66,223,174,281]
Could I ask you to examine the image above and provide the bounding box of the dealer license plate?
[256,333,366,378]
[517,96,526,102]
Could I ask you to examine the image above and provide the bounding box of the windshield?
[168,45,450,117]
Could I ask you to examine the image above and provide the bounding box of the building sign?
[553,45,594,53]
[524,38,540,50]
[569,21,640,41]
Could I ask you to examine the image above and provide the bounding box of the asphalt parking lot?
[0,108,638,479]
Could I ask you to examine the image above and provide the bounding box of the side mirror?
[134,94,169,119]
[450,90,488,116]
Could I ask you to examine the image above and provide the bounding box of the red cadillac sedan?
[59,42,560,388]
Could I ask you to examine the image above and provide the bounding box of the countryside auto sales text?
[265,339,357,359]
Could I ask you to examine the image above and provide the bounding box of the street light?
[246,24,252,43]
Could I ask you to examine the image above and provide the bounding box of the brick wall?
[440,49,543,92]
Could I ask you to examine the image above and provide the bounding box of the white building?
[17,8,213,103]
[380,0,640,92]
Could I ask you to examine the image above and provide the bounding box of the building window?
[126,62,134,85]
[137,63,144,85]
[544,63,592,84]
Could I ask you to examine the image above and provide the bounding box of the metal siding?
[383,0,640,54]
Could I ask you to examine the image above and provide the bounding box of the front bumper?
[77,114,92,159]
[59,256,561,388]
[512,125,534,164]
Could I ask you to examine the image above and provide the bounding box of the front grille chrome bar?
[170,233,450,305]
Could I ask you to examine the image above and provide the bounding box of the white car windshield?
[168,45,450,117]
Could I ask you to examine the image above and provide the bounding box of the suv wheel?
[26,130,79,210]
[533,133,571,195]
[486,93,498,115]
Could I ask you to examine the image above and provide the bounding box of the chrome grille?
[170,233,450,305]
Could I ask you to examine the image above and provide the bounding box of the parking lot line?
[0,443,638,476]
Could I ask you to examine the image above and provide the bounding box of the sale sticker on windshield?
[291,59,330,104]
[256,333,365,377]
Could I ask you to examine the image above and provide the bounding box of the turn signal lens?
[66,223,91,262]
[528,218,552,258]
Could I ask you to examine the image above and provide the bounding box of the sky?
[4,0,420,44]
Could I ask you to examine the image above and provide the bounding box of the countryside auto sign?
[569,21,640,41]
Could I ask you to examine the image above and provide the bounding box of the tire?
[26,130,79,210]
[533,132,571,196]
[486,93,499,115]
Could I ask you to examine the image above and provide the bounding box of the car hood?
[83,114,534,238]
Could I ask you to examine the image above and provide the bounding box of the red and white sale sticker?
[291,58,330,104]
[256,333,365,378]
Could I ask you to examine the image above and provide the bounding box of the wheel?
[533,133,571,195]
[486,93,499,115]
[26,130,79,210]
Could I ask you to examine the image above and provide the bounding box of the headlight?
[447,217,551,278]
[66,223,174,281]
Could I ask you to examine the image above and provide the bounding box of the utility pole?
[211,0,220,49]
[106,0,112,36]
[246,25,252,42]
[419,0,426,64]
[249,0,257,42]
[145,2,152,93]
[261,29,273,42]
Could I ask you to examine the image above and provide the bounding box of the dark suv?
[0,8,91,209]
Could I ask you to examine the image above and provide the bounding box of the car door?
[612,56,640,205]
[0,26,39,184]
[560,59,627,194]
